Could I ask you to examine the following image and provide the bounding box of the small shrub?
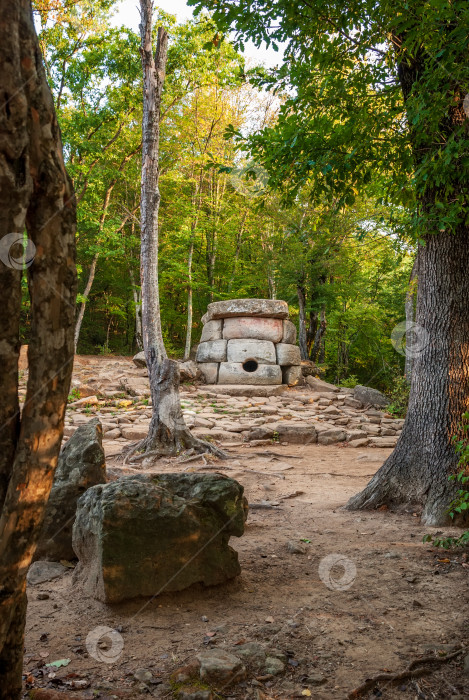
[386,374,410,418]
[339,374,359,389]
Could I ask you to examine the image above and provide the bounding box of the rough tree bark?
[404,255,418,384]
[0,2,77,697]
[347,33,469,526]
[134,1,224,462]
[297,284,308,360]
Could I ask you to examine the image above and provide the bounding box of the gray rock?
[218,362,282,385]
[72,473,248,603]
[264,656,285,675]
[282,320,297,344]
[305,376,338,392]
[369,436,398,447]
[198,362,219,384]
[200,319,223,342]
[317,428,346,445]
[276,423,317,445]
[282,365,304,386]
[276,343,301,366]
[202,298,288,323]
[197,649,246,686]
[201,384,286,397]
[223,317,283,342]
[178,691,212,700]
[229,642,266,669]
[132,351,146,368]
[35,418,106,561]
[179,360,203,382]
[354,384,389,408]
[287,541,306,554]
[27,560,67,585]
[344,396,362,409]
[134,669,153,682]
[196,340,227,363]
[227,339,276,365]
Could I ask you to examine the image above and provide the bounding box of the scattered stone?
[27,561,67,585]
[178,690,212,700]
[276,423,317,445]
[264,656,285,675]
[354,384,389,408]
[179,360,203,382]
[344,396,363,409]
[134,669,153,683]
[201,384,286,397]
[317,429,346,445]
[229,642,266,669]
[369,436,398,447]
[305,673,327,685]
[73,473,248,602]
[287,541,306,554]
[37,593,50,600]
[121,426,149,441]
[197,649,246,686]
[35,418,106,561]
[348,438,369,448]
[132,351,147,368]
[305,377,338,393]
[282,365,304,386]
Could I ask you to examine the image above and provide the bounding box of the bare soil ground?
[23,357,469,700]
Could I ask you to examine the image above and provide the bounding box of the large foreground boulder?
[353,384,389,408]
[72,473,248,603]
[35,418,106,561]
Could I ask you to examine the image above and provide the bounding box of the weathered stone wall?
[196,299,302,386]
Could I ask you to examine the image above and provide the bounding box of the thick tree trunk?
[0,2,77,696]
[347,229,469,525]
[136,2,224,462]
[404,255,418,383]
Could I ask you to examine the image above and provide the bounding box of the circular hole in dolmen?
[242,359,259,373]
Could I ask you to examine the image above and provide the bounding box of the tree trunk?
[310,305,326,363]
[129,267,143,350]
[347,229,469,525]
[404,255,418,383]
[135,2,224,462]
[0,2,77,695]
[74,250,98,349]
[183,237,194,361]
[297,285,308,360]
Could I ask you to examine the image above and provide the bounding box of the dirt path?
[22,357,468,699]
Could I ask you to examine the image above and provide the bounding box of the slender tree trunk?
[134,2,224,462]
[310,305,327,363]
[297,285,308,361]
[0,2,76,695]
[183,238,194,361]
[347,230,469,524]
[74,250,98,348]
[404,255,418,383]
[129,267,143,350]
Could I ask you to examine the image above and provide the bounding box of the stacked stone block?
[196,299,302,386]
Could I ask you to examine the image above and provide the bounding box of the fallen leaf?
[302,691,311,697]
[59,560,75,568]
[45,658,71,668]
[438,558,450,563]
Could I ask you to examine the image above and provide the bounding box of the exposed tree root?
[347,647,464,698]
[121,431,227,466]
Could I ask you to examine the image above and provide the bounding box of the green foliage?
[339,375,359,389]
[424,413,469,548]
[67,388,80,402]
[386,374,410,418]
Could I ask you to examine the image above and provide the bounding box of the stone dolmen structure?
[196,299,302,386]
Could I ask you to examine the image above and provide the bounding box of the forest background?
[29,0,416,397]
